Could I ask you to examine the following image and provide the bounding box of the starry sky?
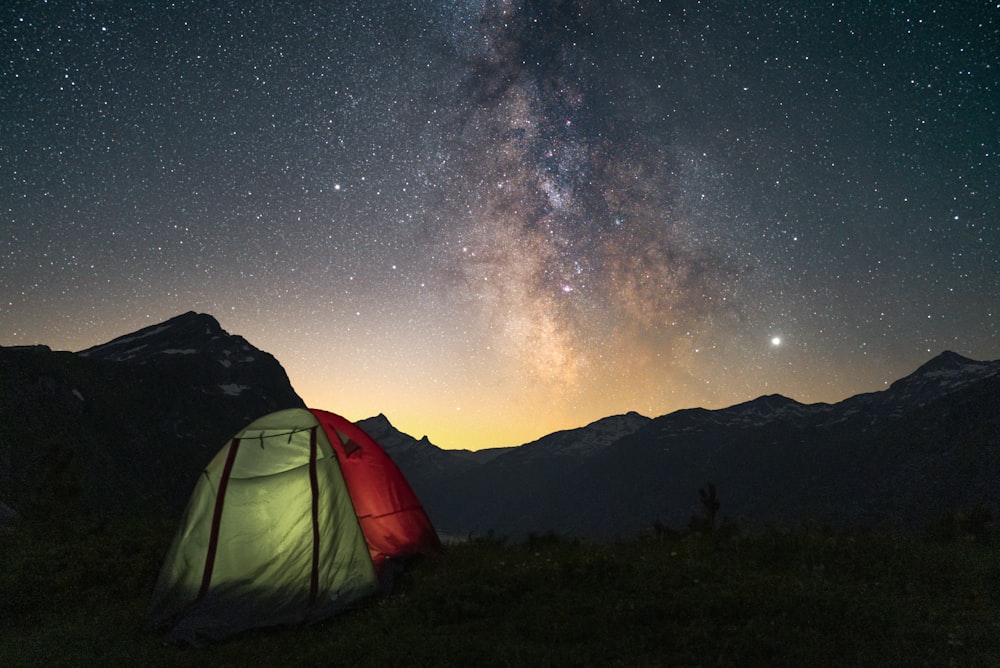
[3,1,998,450]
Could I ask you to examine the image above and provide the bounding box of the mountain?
[3,311,998,540]
[0,312,304,521]
[369,352,1000,538]
[357,411,651,538]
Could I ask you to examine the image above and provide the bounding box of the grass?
[2,519,999,667]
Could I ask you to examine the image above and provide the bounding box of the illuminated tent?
[148,408,440,642]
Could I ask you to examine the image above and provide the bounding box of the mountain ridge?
[367,349,1000,537]
[0,312,304,520]
[2,311,997,540]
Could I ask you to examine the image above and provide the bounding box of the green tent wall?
[148,408,440,642]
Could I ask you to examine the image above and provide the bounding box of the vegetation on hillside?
[2,515,999,667]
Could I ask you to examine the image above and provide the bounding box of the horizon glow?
[2,2,997,449]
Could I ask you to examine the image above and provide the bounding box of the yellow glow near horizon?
[5,308,974,453]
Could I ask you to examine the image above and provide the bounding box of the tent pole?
[197,437,241,600]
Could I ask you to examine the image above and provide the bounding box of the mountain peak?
[896,350,996,387]
[71,311,303,410]
[700,393,811,427]
[1,312,305,520]
[357,413,413,444]
[727,393,802,413]
[78,312,225,361]
[748,393,799,407]
[912,350,977,375]
[880,351,998,406]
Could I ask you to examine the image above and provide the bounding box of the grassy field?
[2,518,999,667]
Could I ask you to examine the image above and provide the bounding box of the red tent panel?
[309,409,441,568]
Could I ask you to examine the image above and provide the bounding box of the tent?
[148,407,441,642]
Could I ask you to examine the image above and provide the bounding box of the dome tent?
[148,408,440,642]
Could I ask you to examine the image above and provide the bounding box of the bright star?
[771,336,782,346]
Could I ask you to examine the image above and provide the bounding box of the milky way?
[2,1,998,448]
[440,1,744,400]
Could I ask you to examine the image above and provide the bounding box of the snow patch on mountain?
[499,411,650,461]
[78,325,169,360]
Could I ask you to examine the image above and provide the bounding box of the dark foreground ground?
[2,517,999,667]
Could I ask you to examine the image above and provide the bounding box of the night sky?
[3,1,998,449]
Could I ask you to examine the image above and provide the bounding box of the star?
[1,1,997,450]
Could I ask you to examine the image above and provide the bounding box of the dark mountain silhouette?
[0,312,303,521]
[367,353,1000,538]
[357,410,649,538]
[2,312,997,539]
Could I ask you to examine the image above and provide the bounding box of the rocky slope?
[369,352,1000,538]
[0,312,304,520]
